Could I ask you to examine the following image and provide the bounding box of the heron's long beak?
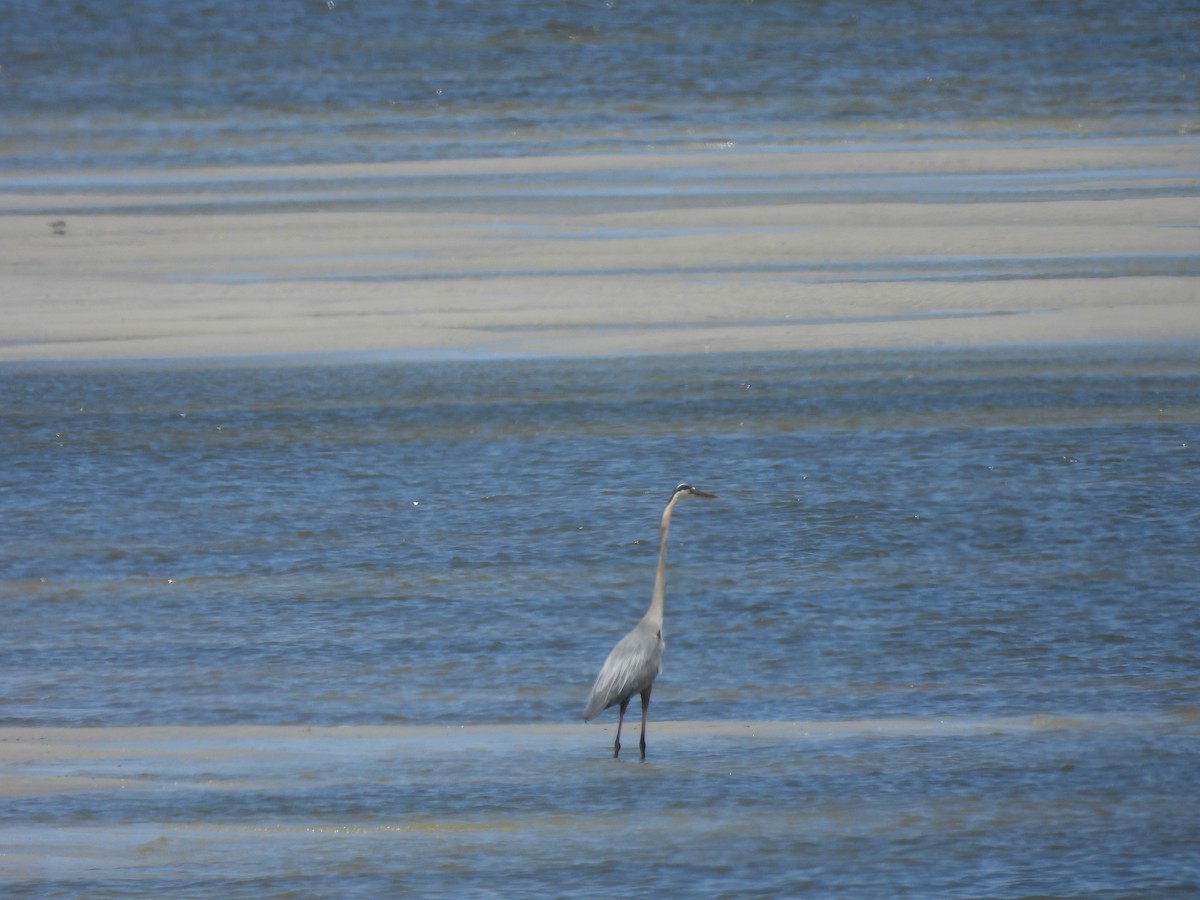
[689,488,718,499]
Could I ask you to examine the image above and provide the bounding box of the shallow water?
[2,344,1198,895]
[3,716,1197,897]
[4,344,1198,726]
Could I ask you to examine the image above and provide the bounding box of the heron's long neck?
[645,494,680,627]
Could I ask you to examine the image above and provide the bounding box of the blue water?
[4,344,1198,728]
[2,0,1198,170]
[2,346,1199,895]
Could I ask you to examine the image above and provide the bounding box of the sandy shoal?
[1,141,1197,363]
[7,714,1185,799]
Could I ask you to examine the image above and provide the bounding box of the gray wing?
[583,619,664,721]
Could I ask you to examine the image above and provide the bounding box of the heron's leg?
[614,697,630,758]
[638,685,652,759]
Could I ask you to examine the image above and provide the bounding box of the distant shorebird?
[584,483,717,759]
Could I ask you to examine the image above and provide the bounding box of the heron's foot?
[612,738,621,759]
[639,739,647,760]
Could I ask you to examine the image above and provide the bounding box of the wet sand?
[2,140,1197,363]
[0,715,1164,799]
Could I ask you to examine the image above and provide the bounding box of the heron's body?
[583,483,716,758]
[582,616,663,723]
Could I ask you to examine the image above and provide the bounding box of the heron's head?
[674,482,718,499]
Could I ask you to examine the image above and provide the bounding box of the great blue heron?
[583,483,718,759]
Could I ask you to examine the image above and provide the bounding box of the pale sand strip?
[2,142,1197,363]
[2,714,1188,799]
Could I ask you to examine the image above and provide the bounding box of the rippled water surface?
[2,345,1199,895]
[2,0,1198,169]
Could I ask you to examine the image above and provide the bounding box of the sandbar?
[4,713,1190,800]
[1,140,1197,363]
